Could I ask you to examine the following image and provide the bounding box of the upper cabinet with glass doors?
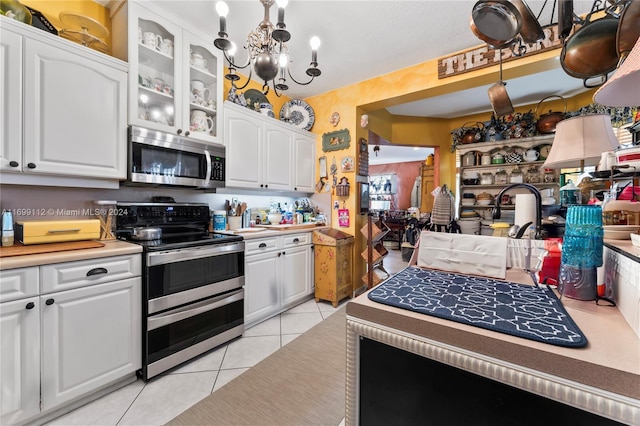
[111,1,223,145]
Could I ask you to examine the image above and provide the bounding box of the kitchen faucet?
[493,183,546,240]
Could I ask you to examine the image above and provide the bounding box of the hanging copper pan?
[558,0,574,40]
[510,0,544,43]
[470,0,522,49]
[616,0,640,62]
[560,14,619,88]
[488,50,515,117]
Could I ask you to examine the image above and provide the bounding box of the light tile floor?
[45,249,408,426]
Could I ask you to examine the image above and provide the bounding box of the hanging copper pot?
[510,0,544,43]
[616,0,640,62]
[488,50,515,117]
[558,0,574,40]
[560,14,620,88]
[535,95,567,134]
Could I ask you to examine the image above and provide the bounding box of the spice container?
[495,169,508,184]
[526,166,541,183]
[480,172,494,185]
[509,165,524,184]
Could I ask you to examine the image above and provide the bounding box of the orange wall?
[370,161,423,210]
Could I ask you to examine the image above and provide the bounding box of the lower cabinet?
[0,255,141,425]
[244,233,313,327]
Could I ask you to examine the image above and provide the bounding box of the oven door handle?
[147,289,244,331]
[147,241,245,266]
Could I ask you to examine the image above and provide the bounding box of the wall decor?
[341,156,355,173]
[338,208,350,227]
[319,156,328,178]
[360,114,369,128]
[322,129,351,152]
[358,138,369,176]
[330,111,340,127]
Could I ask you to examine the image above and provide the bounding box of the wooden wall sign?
[438,24,562,79]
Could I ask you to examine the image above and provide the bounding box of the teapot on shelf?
[523,149,540,162]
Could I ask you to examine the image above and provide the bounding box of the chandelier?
[214,0,321,96]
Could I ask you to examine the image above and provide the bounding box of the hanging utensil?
[510,0,545,43]
[470,0,522,49]
[616,0,640,64]
[558,0,575,40]
[487,49,515,117]
[535,95,567,133]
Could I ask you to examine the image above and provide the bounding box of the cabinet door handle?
[265,184,268,188]
[26,302,35,310]
[260,184,264,188]
[259,243,267,248]
[282,251,285,256]
[45,298,54,305]
[9,161,19,167]
[177,129,183,135]
[278,252,282,257]
[27,162,36,169]
[87,267,108,276]
[185,131,190,136]
[293,238,299,243]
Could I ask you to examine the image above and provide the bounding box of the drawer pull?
[259,243,267,248]
[47,228,81,234]
[87,267,108,276]
[45,298,54,305]
[278,252,282,257]
[293,238,300,243]
[26,302,35,310]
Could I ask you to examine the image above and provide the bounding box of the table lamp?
[543,114,620,172]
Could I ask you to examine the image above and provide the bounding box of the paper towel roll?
[514,194,537,229]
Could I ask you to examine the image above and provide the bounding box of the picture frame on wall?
[341,156,355,173]
[319,156,328,178]
[322,129,351,152]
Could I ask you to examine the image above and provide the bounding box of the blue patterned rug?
[368,267,588,348]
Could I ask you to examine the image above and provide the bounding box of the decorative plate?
[281,99,315,130]
[243,89,269,111]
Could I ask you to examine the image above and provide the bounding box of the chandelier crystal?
[214,0,321,96]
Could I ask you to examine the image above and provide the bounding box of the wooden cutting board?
[0,240,105,257]
[254,223,319,231]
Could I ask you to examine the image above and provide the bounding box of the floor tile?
[284,298,321,314]
[213,368,248,392]
[243,315,280,337]
[220,335,281,369]
[46,380,144,426]
[118,372,217,426]
[281,311,323,335]
[169,344,227,374]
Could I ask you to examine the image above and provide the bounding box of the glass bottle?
[526,166,541,183]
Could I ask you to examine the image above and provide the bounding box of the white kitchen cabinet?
[244,233,314,327]
[40,277,141,411]
[0,17,127,185]
[224,101,316,193]
[293,133,317,193]
[0,254,141,425]
[111,1,223,145]
[0,295,40,425]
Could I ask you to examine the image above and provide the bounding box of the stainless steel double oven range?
[116,202,245,381]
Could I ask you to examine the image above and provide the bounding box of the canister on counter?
[212,210,227,231]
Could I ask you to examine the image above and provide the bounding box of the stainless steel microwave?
[125,126,225,189]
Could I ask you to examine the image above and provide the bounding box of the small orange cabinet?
[313,229,354,307]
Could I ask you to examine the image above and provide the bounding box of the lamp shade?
[593,37,640,107]
[543,114,619,169]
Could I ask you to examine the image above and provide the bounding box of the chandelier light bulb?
[276,0,288,8]
[215,1,229,17]
[310,36,321,51]
[279,53,288,68]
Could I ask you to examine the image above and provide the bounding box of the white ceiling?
[99,0,597,162]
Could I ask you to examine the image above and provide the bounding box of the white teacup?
[190,52,207,70]
[142,32,161,49]
[158,38,173,56]
[523,149,540,162]
[190,110,214,133]
[190,80,210,104]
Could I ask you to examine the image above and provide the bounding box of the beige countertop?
[215,225,330,240]
[605,238,640,262]
[346,269,640,402]
[0,240,143,270]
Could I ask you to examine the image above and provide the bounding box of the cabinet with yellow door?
[313,229,354,307]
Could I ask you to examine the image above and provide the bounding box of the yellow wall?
[304,45,598,291]
[22,0,112,46]
[222,69,292,116]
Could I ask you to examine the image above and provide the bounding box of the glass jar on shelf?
[480,172,494,185]
[509,165,524,184]
[494,169,508,185]
[526,166,541,183]
[543,168,556,183]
